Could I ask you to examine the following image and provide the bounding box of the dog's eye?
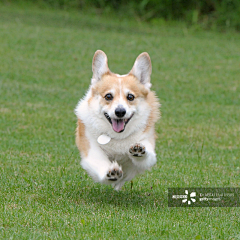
[127,94,135,101]
[105,93,113,101]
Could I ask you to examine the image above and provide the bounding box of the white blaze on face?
[109,77,127,133]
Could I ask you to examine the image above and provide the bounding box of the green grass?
[0,3,240,239]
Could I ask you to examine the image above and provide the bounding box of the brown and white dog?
[75,50,160,190]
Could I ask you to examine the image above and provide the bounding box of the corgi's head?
[83,50,157,137]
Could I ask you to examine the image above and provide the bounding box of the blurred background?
[2,0,240,31]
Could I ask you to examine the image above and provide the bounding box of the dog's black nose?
[115,107,126,118]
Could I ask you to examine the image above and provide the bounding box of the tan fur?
[91,73,150,105]
[76,119,90,158]
[143,91,161,134]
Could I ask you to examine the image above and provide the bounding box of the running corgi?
[75,50,160,190]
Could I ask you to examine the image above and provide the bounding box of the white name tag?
[97,134,111,145]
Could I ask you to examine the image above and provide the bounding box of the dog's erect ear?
[92,50,109,84]
[130,52,152,88]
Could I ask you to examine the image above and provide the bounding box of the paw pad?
[106,167,123,181]
[129,143,146,157]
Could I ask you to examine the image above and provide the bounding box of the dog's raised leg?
[129,140,157,170]
[106,161,123,181]
[80,143,123,185]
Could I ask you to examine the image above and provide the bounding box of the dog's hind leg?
[113,181,125,191]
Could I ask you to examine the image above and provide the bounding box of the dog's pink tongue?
[112,119,125,133]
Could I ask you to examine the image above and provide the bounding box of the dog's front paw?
[106,162,123,181]
[129,143,146,157]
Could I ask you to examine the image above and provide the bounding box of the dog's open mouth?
[104,113,134,133]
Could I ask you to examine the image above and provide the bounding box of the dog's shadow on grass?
[71,184,166,209]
